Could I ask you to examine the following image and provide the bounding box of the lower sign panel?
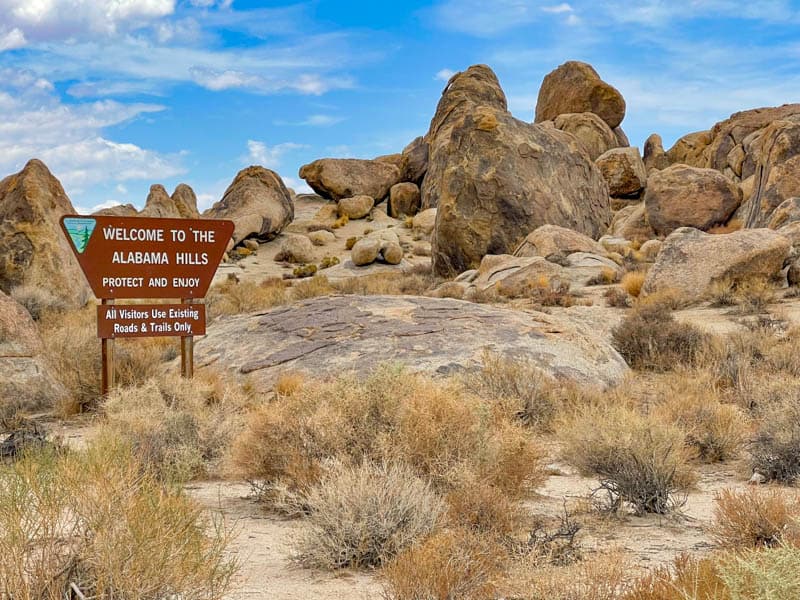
[97,303,206,338]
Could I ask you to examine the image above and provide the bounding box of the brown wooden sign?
[97,303,206,338]
[60,215,234,299]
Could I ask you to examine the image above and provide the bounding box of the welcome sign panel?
[61,215,234,299]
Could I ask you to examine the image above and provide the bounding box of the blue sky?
[2,0,800,213]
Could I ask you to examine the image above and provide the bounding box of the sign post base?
[181,298,194,379]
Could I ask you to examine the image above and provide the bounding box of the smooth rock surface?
[596,147,647,198]
[196,295,629,389]
[299,158,401,201]
[514,224,605,258]
[553,112,619,161]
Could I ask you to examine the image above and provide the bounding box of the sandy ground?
[181,455,757,599]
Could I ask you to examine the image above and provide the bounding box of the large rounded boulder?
[0,159,90,308]
[423,65,611,277]
[596,147,647,198]
[205,166,294,245]
[534,61,626,129]
[298,158,401,201]
[643,227,790,302]
[645,164,741,236]
[553,112,619,161]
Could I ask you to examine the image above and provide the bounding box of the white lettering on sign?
[176,252,208,265]
[103,226,164,242]
[172,277,200,288]
[112,251,170,265]
[102,276,144,288]
[113,323,139,334]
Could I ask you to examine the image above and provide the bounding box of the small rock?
[277,235,314,264]
[412,208,437,237]
[338,195,375,220]
[381,242,403,265]
[314,204,340,223]
[351,238,381,266]
[368,229,400,246]
[639,239,662,261]
[454,269,479,283]
[243,239,260,252]
[308,230,336,246]
[389,182,421,217]
[748,472,767,485]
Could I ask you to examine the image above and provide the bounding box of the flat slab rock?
[195,295,628,391]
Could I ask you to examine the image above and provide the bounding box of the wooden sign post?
[61,215,234,396]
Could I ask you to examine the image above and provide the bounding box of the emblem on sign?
[63,217,97,254]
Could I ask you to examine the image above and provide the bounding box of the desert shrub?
[102,372,253,481]
[40,308,177,414]
[10,284,70,320]
[717,543,800,599]
[711,488,800,549]
[620,271,646,297]
[653,389,747,462]
[468,353,585,431]
[751,395,800,483]
[605,287,631,308]
[560,402,696,514]
[623,554,728,600]
[707,275,776,314]
[587,267,620,286]
[445,480,522,538]
[205,277,287,317]
[504,550,628,600]
[612,302,709,371]
[0,437,236,599]
[297,461,444,569]
[381,528,505,600]
[231,367,545,517]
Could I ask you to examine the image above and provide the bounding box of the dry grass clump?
[707,275,776,314]
[707,218,743,234]
[612,302,709,371]
[468,353,586,431]
[623,554,728,600]
[102,371,254,481]
[206,277,288,317]
[0,437,236,599]
[291,274,336,299]
[39,307,177,414]
[297,461,444,569]
[381,528,505,600]
[620,271,646,297]
[333,264,440,296]
[587,267,621,286]
[652,383,747,463]
[710,488,800,549]
[605,287,631,308]
[10,284,70,320]
[231,366,545,517]
[497,275,576,306]
[503,550,628,600]
[560,402,696,514]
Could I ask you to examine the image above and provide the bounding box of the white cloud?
[245,140,305,169]
[542,3,573,13]
[281,175,313,194]
[435,68,456,81]
[0,27,27,51]
[1,0,175,41]
[427,0,542,36]
[116,183,128,194]
[0,68,184,195]
[274,114,345,126]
